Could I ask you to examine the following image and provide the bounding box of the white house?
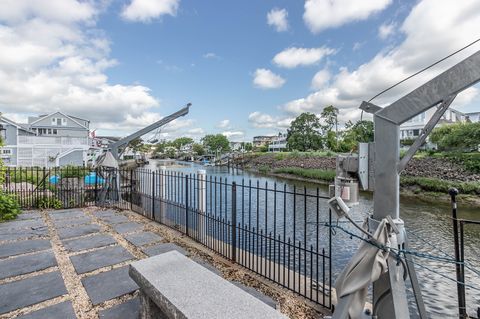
[268,133,287,152]
[0,112,90,167]
[400,108,467,142]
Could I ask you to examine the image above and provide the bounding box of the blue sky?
[1,0,480,141]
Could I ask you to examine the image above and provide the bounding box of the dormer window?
[51,117,67,126]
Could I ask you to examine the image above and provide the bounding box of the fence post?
[152,171,156,221]
[94,167,98,206]
[160,166,167,224]
[231,181,237,263]
[449,188,466,318]
[130,169,134,211]
[198,170,207,239]
[185,175,189,236]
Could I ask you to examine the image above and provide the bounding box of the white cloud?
[121,0,179,23]
[267,8,288,32]
[248,112,293,129]
[0,0,165,134]
[253,68,286,89]
[311,69,331,90]
[217,119,230,129]
[284,0,480,123]
[304,0,392,33]
[203,52,219,59]
[273,47,335,69]
[378,22,396,39]
[222,131,244,139]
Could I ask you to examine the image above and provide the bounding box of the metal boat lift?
[332,50,480,318]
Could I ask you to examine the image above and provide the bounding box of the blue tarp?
[48,172,105,185]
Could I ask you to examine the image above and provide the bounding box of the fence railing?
[2,166,333,309]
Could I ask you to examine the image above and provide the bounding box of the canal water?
[146,160,480,318]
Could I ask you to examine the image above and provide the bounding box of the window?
[51,117,67,126]
[53,129,57,135]
[62,118,67,126]
[57,118,62,126]
[413,129,419,136]
[47,129,52,134]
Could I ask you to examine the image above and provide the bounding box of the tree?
[286,112,323,151]
[128,138,148,154]
[340,120,374,151]
[171,137,194,150]
[202,134,231,154]
[192,143,205,156]
[431,122,480,151]
[320,105,339,150]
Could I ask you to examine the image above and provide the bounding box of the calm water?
[146,160,480,318]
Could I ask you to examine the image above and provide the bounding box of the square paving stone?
[142,243,187,257]
[0,250,57,280]
[53,216,92,228]
[0,227,48,242]
[99,298,139,319]
[99,215,129,225]
[112,222,143,234]
[70,246,134,274]
[124,232,163,247]
[57,224,101,240]
[93,210,117,218]
[0,239,51,259]
[0,219,45,231]
[82,266,138,305]
[63,234,117,252]
[16,301,76,319]
[50,210,86,220]
[0,271,67,315]
[16,212,42,220]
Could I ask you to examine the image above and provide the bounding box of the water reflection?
[146,160,480,318]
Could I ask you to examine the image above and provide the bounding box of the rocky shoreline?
[233,153,480,207]
[236,153,480,182]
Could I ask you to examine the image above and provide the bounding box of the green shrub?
[0,192,20,221]
[273,167,336,182]
[36,196,63,209]
[258,165,270,174]
[400,176,480,195]
[59,166,89,178]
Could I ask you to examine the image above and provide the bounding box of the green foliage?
[192,143,205,156]
[128,138,149,154]
[340,120,374,151]
[171,137,194,150]
[258,165,270,174]
[430,122,480,151]
[258,144,268,152]
[164,147,176,158]
[0,192,20,221]
[59,166,89,178]
[202,134,231,154]
[287,112,323,151]
[320,105,339,131]
[400,176,480,195]
[400,138,415,146]
[242,142,253,152]
[36,196,63,209]
[273,167,336,182]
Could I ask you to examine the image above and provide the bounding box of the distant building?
[0,112,90,167]
[400,108,467,144]
[229,141,242,152]
[268,133,287,152]
[252,136,276,148]
[466,111,480,123]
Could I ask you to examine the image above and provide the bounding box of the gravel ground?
[0,207,329,319]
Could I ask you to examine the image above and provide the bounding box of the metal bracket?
[397,94,456,173]
[360,101,382,114]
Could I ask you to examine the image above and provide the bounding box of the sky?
[1,0,480,142]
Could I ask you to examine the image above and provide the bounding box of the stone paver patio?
[0,207,279,319]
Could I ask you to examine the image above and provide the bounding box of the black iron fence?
[2,166,333,309]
